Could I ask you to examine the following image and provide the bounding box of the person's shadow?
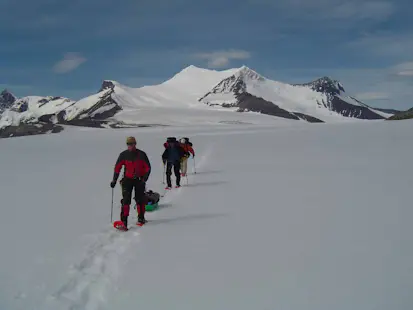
[148,213,228,225]
[189,169,223,176]
[183,180,228,188]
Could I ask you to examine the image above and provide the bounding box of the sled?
[135,190,160,213]
[145,201,159,212]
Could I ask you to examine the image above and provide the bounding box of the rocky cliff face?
[0,90,17,112]
[297,77,386,120]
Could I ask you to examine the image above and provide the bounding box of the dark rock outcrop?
[329,96,384,119]
[236,93,324,122]
[0,123,64,138]
[0,89,17,111]
[99,80,117,92]
[387,107,413,120]
[292,113,324,123]
[300,76,345,96]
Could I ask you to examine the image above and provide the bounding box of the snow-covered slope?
[0,65,397,138]
[0,95,74,124]
[0,120,411,309]
[105,66,239,110]
[95,66,394,124]
[199,67,391,121]
[0,95,75,134]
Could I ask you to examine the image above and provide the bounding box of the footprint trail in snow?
[45,229,140,310]
[44,145,212,310]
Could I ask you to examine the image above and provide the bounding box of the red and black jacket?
[113,148,151,182]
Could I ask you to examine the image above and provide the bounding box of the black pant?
[120,178,146,220]
[166,161,181,187]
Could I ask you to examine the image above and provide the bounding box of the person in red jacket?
[179,137,195,176]
[110,136,151,228]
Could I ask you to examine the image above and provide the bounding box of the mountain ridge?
[0,65,400,138]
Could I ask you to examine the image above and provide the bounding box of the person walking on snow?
[110,136,151,229]
[162,137,185,189]
[179,137,195,177]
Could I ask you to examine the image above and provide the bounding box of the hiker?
[162,137,185,189]
[110,136,151,228]
[179,137,195,176]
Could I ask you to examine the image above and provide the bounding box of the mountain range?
[0,65,403,138]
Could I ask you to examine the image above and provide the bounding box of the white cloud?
[193,50,251,68]
[393,62,413,77]
[53,53,86,74]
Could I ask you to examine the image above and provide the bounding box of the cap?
[126,136,136,144]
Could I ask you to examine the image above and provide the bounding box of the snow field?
[0,120,412,310]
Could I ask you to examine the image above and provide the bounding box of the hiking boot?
[137,216,147,226]
[120,213,128,228]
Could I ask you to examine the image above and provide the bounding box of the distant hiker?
[110,136,151,229]
[162,137,185,189]
[179,137,195,177]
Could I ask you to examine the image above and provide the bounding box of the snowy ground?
[0,120,412,310]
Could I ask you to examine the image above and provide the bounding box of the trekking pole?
[110,188,114,223]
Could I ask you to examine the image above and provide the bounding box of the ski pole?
[110,188,114,223]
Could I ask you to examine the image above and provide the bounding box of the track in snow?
[44,148,211,310]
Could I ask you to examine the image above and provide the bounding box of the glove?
[110,180,116,188]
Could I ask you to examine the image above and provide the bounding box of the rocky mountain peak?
[99,80,118,92]
[0,89,17,109]
[303,76,345,96]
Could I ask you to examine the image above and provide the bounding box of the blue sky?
[1,0,412,109]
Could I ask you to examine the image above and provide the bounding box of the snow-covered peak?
[234,65,265,81]
[164,65,238,86]
[302,76,345,96]
[199,66,265,98]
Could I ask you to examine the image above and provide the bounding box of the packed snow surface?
[0,120,412,310]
